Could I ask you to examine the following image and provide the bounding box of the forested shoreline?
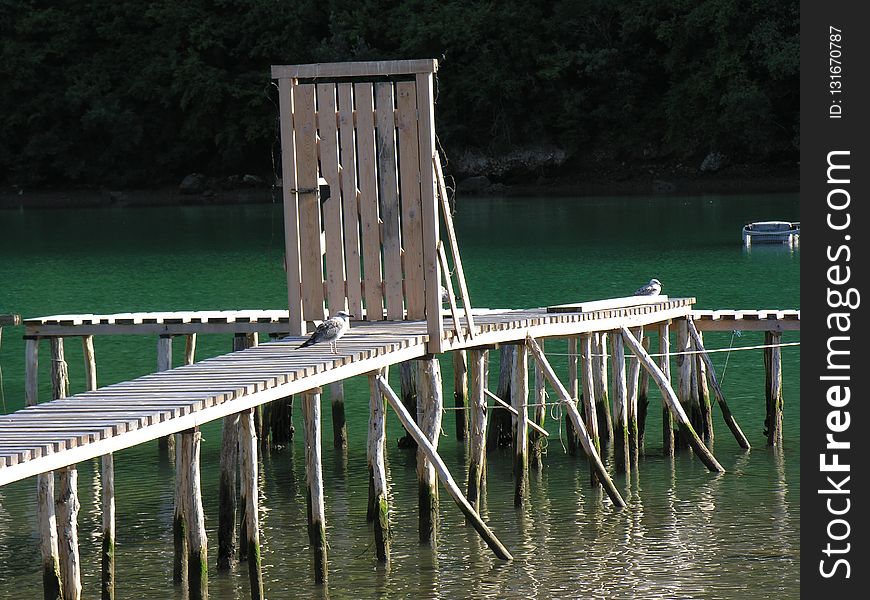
[1,0,798,193]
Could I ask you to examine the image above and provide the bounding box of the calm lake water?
[0,193,800,598]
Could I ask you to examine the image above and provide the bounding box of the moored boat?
[742,221,799,246]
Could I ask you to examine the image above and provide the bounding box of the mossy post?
[367,371,391,563]
[579,334,600,486]
[56,465,82,600]
[530,340,547,471]
[330,381,347,449]
[239,408,264,599]
[566,336,580,455]
[397,361,418,448]
[764,331,784,447]
[511,342,529,506]
[180,427,208,599]
[37,472,63,600]
[593,333,613,444]
[269,396,294,448]
[157,334,174,452]
[467,349,489,511]
[611,331,630,474]
[217,412,239,571]
[659,322,674,456]
[416,356,442,544]
[487,345,515,449]
[626,327,643,466]
[453,350,469,441]
[637,335,651,451]
[302,388,327,584]
[172,433,186,584]
[694,330,714,443]
[101,453,115,600]
[675,320,693,450]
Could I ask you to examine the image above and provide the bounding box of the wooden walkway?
[1,297,696,485]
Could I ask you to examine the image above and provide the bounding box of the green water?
[0,193,799,598]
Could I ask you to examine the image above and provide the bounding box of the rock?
[454,144,568,178]
[179,173,207,194]
[242,174,264,186]
[700,151,727,173]
[456,175,492,195]
[652,180,676,194]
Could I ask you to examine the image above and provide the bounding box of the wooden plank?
[355,83,384,320]
[395,81,425,320]
[272,59,437,80]
[317,83,348,318]
[295,84,326,321]
[376,82,404,320]
[438,242,465,341]
[337,83,364,319]
[547,295,671,313]
[279,79,304,335]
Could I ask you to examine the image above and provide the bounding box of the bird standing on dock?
[297,311,354,354]
[633,278,662,296]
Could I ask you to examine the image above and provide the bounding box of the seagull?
[297,311,354,354]
[633,278,662,296]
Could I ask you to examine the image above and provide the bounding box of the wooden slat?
[294,84,326,321]
[337,83,364,318]
[355,83,384,320]
[279,79,305,335]
[548,295,671,313]
[317,83,348,317]
[272,59,437,80]
[376,82,404,320]
[395,81,425,319]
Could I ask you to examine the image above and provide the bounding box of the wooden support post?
[269,396,294,448]
[217,413,238,571]
[526,335,626,508]
[25,336,39,406]
[764,331,784,447]
[184,333,197,365]
[82,335,97,391]
[56,466,82,600]
[49,338,69,401]
[593,333,613,443]
[378,376,513,560]
[694,329,714,443]
[530,340,547,471]
[367,371,391,563]
[302,388,327,584]
[487,345,515,448]
[101,453,115,600]
[675,319,697,449]
[453,350,469,441]
[637,335,651,451]
[512,342,529,506]
[620,327,724,472]
[157,335,174,452]
[397,361,418,448]
[173,432,186,584]
[330,381,347,449]
[239,408,264,599]
[626,327,642,464]
[37,472,63,600]
[579,334,600,485]
[566,336,580,455]
[467,349,488,511]
[611,332,630,474]
[685,319,750,448]
[416,357,442,544]
[180,428,208,599]
[659,323,674,456]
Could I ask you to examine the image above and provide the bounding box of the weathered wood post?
[626,327,642,464]
[184,333,197,365]
[330,381,347,449]
[397,361,418,448]
[511,342,529,506]
[173,432,186,584]
[579,334,600,485]
[637,335,651,451]
[56,465,81,600]
[467,349,489,511]
[417,356,443,544]
[659,322,674,456]
[694,330,714,443]
[50,338,69,400]
[302,388,327,583]
[235,334,258,562]
[611,331,630,474]
[37,472,63,600]
[239,408,264,599]
[566,336,580,455]
[180,427,208,599]
[593,333,613,443]
[530,340,547,471]
[157,335,174,452]
[453,350,469,441]
[764,331,784,447]
[217,411,238,572]
[488,345,516,448]
[367,370,391,563]
[25,336,39,407]
[676,319,701,447]
[101,453,115,600]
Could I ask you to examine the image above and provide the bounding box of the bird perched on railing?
[633,278,662,296]
[298,311,354,354]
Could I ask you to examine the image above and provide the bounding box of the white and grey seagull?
[297,310,354,354]
[633,278,663,296]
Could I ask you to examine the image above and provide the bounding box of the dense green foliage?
[1,0,797,186]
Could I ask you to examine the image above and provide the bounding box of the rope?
[543,340,799,359]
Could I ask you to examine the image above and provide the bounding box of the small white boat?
[742,221,800,246]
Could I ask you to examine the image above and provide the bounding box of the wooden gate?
[272,59,473,353]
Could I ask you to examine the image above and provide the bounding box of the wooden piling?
[101,453,115,600]
[157,335,174,452]
[675,319,699,448]
[620,327,724,472]
[269,396,294,447]
[659,322,674,456]
[416,357,442,544]
[611,332,630,474]
[173,433,186,584]
[694,329,714,443]
[377,376,513,560]
[488,345,515,448]
[511,342,529,506]
[467,349,488,511]
[566,336,580,455]
[25,336,39,407]
[239,408,264,599]
[593,333,613,443]
[453,350,469,441]
[49,338,69,401]
[397,361,418,448]
[686,319,750,449]
[530,340,547,471]
[764,331,784,447]
[302,388,327,583]
[184,333,197,365]
[37,472,63,600]
[82,335,97,391]
[180,427,208,599]
[626,327,642,463]
[367,371,391,563]
[56,466,81,600]
[637,335,651,450]
[217,413,239,571]
[330,381,347,449]
[579,334,600,485]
